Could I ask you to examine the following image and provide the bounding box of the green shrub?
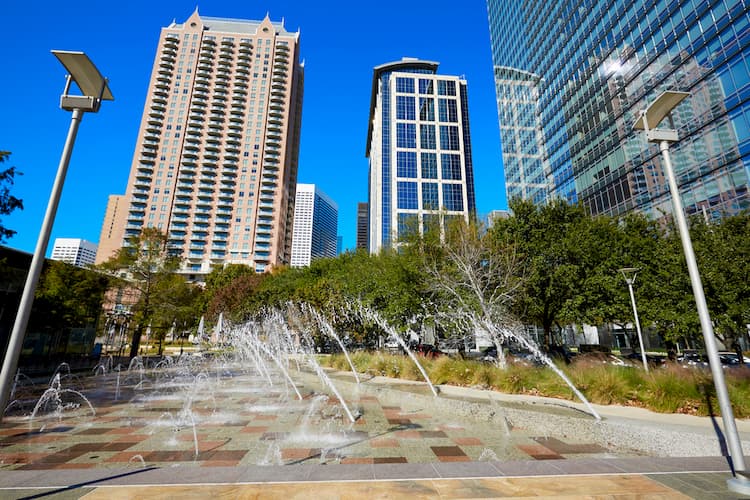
[320,352,750,417]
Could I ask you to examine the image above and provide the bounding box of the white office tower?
[290,183,338,267]
[51,238,98,267]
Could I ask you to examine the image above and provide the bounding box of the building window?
[397,181,418,209]
[396,95,416,120]
[396,151,417,178]
[421,152,438,179]
[437,80,456,96]
[396,122,416,148]
[442,184,464,211]
[439,125,460,150]
[419,78,434,94]
[419,98,434,121]
[440,154,462,180]
[422,182,439,210]
[438,98,458,122]
[420,124,436,149]
[395,77,414,93]
[397,213,418,239]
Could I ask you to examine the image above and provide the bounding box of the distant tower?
[366,58,476,254]
[356,202,368,249]
[95,194,127,264]
[290,184,338,267]
[98,10,304,276]
[51,238,98,268]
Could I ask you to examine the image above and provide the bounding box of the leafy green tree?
[100,227,183,358]
[489,198,590,347]
[31,260,110,331]
[0,151,23,243]
[148,272,202,354]
[691,213,750,362]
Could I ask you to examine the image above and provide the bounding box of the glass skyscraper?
[366,58,477,253]
[290,184,338,267]
[488,0,750,220]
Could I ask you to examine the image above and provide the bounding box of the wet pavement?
[0,361,748,498]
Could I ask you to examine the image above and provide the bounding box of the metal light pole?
[619,267,648,372]
[634,91,749,494]
[0,51,113,421]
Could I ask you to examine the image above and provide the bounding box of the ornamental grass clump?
[427,355,476,386]
[640,363,707,414]
[569,363,632,405]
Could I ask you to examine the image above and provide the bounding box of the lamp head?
[633,90,689,131]
[52,50,113,112]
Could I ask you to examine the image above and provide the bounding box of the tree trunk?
[733,339,745,367]
[129,325,142,359]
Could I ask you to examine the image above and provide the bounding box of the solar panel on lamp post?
[634,90,749,494]
[0,51,113,422]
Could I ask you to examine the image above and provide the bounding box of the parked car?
[718,352,750,367]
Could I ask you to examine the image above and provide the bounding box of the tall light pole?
[0,51,113,421]
[634,90,749,494]
[619,267,648,372]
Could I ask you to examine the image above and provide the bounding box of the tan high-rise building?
[95,194,127,264]
[99,10,304,275]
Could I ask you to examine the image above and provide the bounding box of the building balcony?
[163,37,179,49]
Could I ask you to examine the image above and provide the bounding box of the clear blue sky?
[2,0,506,256]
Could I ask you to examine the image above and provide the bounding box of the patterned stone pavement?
[0,361,747,498]
[0,367,629,471]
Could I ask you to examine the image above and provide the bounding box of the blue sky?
[2,0,506,255]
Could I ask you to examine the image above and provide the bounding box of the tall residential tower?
[366,58,476,254]
[96,10,304,275]
[488,0,750,219]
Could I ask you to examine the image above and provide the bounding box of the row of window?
[396,181,465,211]
[396,123,461,150]
[396,77,457,96]
[396,96,459,122]
[395,151,463,180]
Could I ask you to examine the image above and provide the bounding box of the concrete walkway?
[0,457,744,498]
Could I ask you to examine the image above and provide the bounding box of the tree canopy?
[0,151,23,243]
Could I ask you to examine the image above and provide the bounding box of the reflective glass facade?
[366,58,477,253]
[488,0,750,219]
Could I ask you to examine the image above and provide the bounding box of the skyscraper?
[290,183,338,267]
[51,238,98,268]
[366,58,477,254]
[95,194,127,264]
[488,0,750,219]
[356,201,369,249]
[98,10,304,275]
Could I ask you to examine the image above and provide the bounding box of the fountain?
[0,302,628,473]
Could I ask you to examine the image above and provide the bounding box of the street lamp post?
[619,267,648,372]
[0,51,113,421]
[634,90,749,494]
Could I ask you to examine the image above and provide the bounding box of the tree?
[201,263,257,318]
[0,151,23,243]
[32,260,110,330]
[100,228,184,358]
[489,198,590,347]
[422,218,523,366]
[691,213,750,362]
[148,272,202,354]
